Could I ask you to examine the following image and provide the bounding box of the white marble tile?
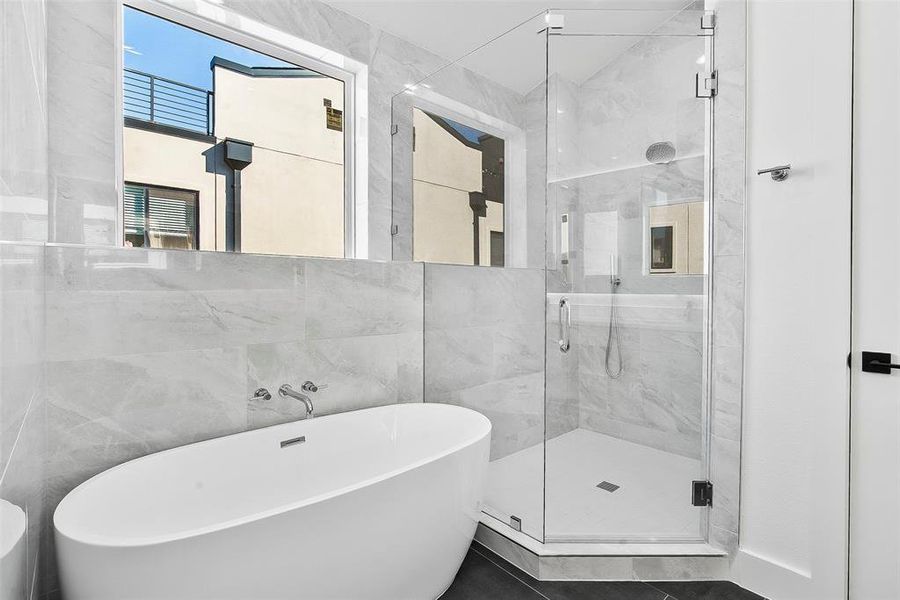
[0,393,45,600]
[632,555,731,581]
[456,372,544,460]
[424,326,497,394]
[712,254,745,349]
[304,258,422,339]
[424,264,544,459]
[47,0,117,245]
[424,264,544,329]
[246,331,422,426]
[540,556,636,581]
[0,244,45,474]
[0,0,48,244]
[45,246,307,361]
[46,347,248,466]
[226,0,372,64]
[709,434,741,534]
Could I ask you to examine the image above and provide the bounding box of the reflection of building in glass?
[123,57,345,257]
[412,107,505,266]
[647,201,704,275]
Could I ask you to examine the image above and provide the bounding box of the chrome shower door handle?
[757,164,792,181]
[558,297,571,353]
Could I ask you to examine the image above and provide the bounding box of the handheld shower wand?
[605,255,623,379]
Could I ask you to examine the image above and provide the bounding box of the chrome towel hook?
[757,164,792,181]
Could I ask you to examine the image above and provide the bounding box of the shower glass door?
[543,8,714,542]
[393,13,550,543]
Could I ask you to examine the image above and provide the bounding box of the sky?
[444,117,489,145]
[123,6,293,90]
[124,6,486,144]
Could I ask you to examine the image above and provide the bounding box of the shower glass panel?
[393,14,549,542]
[543,8,714,543]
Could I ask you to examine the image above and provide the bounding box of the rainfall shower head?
[645,141,676,164]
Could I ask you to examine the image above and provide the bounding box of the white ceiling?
[322,0,696,94]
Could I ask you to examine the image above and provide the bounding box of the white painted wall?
[736,1,852,598]
[849,2,900,598]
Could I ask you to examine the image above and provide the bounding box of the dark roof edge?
[210,56,325,79]
[423,111,483,150]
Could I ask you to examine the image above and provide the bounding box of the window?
[650,225,674,272]
[411,107,506,266]
[647,201,705,275]
[121,6,352,257]
[124,183,198,249]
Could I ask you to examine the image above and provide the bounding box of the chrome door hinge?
[696,70,718,98]
[390,224,399,236]
[547,13,565,30]
[391,124,399,135]
[692,480,714,507]
[509,515,523,531]
[700,12,716,34]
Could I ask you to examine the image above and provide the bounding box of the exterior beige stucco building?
[412,107,505,267]
[124,58,506,264]
[123,58,345,257]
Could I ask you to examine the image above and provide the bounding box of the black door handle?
[862,351,900,374]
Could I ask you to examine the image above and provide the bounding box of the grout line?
[645,582,682,600]
[0,390,41,485]
[470,546,553,600]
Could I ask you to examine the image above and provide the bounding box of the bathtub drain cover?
[596,481,620,493]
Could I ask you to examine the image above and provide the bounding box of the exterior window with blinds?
[124,183,198,250]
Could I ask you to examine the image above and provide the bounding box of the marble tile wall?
[705,0,746,556]
[569,295,705,460]
[1,0,49,244]
[556,160,706,458]
[0,244,46,600]
[38,245,423,596]
[423,263,550,460]
[0,0,48,597]
[46,0,117,246]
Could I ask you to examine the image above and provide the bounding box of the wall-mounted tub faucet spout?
[279,384,315,419]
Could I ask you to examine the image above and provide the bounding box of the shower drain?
[596,481,620,493]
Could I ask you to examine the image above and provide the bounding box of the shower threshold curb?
[477,514,727,558]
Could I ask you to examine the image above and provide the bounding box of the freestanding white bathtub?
[54,403,491,600]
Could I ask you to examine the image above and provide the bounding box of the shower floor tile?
[485,428,703,541]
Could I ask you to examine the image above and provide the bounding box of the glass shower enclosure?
[393,5,717,546]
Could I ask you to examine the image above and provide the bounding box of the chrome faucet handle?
[251,388,271,401]
[301,381,327,393]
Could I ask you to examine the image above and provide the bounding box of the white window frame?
[116,0,369,258]
[407,89,528,268]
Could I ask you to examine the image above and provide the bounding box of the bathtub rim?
[54,403,491,549]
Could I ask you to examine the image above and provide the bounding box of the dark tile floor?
[443,544,768,600]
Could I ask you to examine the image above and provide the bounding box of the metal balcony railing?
[124,68,213,135]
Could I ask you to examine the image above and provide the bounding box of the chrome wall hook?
[757,164,792,181]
